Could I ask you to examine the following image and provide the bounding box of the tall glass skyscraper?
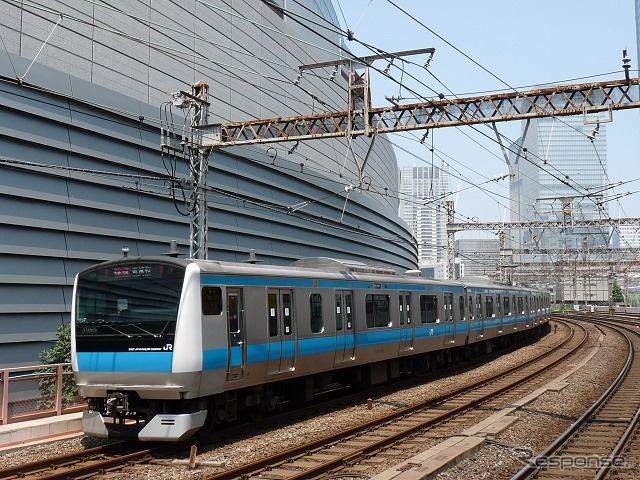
[399,165,451,264]
[509,116,609,251]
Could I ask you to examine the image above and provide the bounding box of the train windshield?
[75,262,185,339]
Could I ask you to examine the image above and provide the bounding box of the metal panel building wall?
[0,1,417,367]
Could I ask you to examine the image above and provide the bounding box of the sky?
[330,0,640,230]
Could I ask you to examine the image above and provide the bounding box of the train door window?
[420,295,438,323]
[485,296,494,318]
[405,294,411,324]
[458,295,465,321]
[268,293,278,337]
[496,295,501,316]
[444,293,453,322]
[525,296,530,313]
[503,296,510,315]
[310,293,323,333]
[202,287,222,315]
[227,290,240,333]
[468,295,474,320]
[518,296,524,314]
[476,295,482,319]
[399,293,411,325]
[335,294,343,331]
[283,293,292,336]
[345,293,354,330]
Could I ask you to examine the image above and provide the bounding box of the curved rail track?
[511,314,640,480]
[0,318,600,480]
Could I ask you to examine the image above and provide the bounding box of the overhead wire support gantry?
[166,46,640,269]
[202,77,640,148]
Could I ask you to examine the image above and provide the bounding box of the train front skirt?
[82,409,207,441]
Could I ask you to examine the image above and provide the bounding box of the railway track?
[511,315,640,480]
[0,322,564,480]
[0,318,604,480]
[191,319,590,480]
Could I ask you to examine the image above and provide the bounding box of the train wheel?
[198,400,216,436]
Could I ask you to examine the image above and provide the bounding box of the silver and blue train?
[71,256,550,441]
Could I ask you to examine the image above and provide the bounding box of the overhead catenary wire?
[6,0,640,270]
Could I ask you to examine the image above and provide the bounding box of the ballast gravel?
[1,319,631,480]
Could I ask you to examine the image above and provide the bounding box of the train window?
[268,293,278,337]
[202,287,223,315]
[468,296,474,320]
[485,296,494,318]
[399,293,411,326]
[396,293,412,327]
[458,295,465,321]
[310,293,323,333]
[420,295,438,323]
[444,293,453,322]
[227,291,240,333]
[366,294,391,328]
[525,297,530,313]
[496,295,501,316]
[517,296,524,314]
[503,296,510,315]
[476,295,482,319]
[335,294,343,331]
[283,293,292,336]
[345,293,353,330]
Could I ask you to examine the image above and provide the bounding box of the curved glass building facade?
[0,1,417,366]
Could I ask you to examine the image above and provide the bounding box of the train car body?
[71,257,550,441]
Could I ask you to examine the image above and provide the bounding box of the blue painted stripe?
[317,280,374,288]
[382,283,465,292]
[358,329,401,346]
[230,345,242,367]
[202,348,226,370]
[299,336,338,355]
[201,274,469,292]
[202,275,314,287]
[79,315,546,373]
[247,343,269,363]
[77,351,173,373]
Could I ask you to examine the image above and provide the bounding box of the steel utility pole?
[166,82,211,259]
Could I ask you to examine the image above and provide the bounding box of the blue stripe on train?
[76,351,173,373]
[78,317,543,372]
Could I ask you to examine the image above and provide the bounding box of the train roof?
[81,256,546,293]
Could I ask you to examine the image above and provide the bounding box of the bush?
[37,324,79,409]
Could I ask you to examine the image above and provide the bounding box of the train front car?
[71,258,210,441]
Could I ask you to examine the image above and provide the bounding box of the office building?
[455,238,500,278]
[508,116,609,251]
[399,165,451,265]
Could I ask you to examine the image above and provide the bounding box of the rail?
[0,363,84,425]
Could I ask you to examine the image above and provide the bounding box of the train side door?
[476,294,485,338]
[496,295,503,334]
[442,293,454,345]
[399,292,414,352]
[334,291,355,364]
[226,288,245,381]
[267,289,295,374]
